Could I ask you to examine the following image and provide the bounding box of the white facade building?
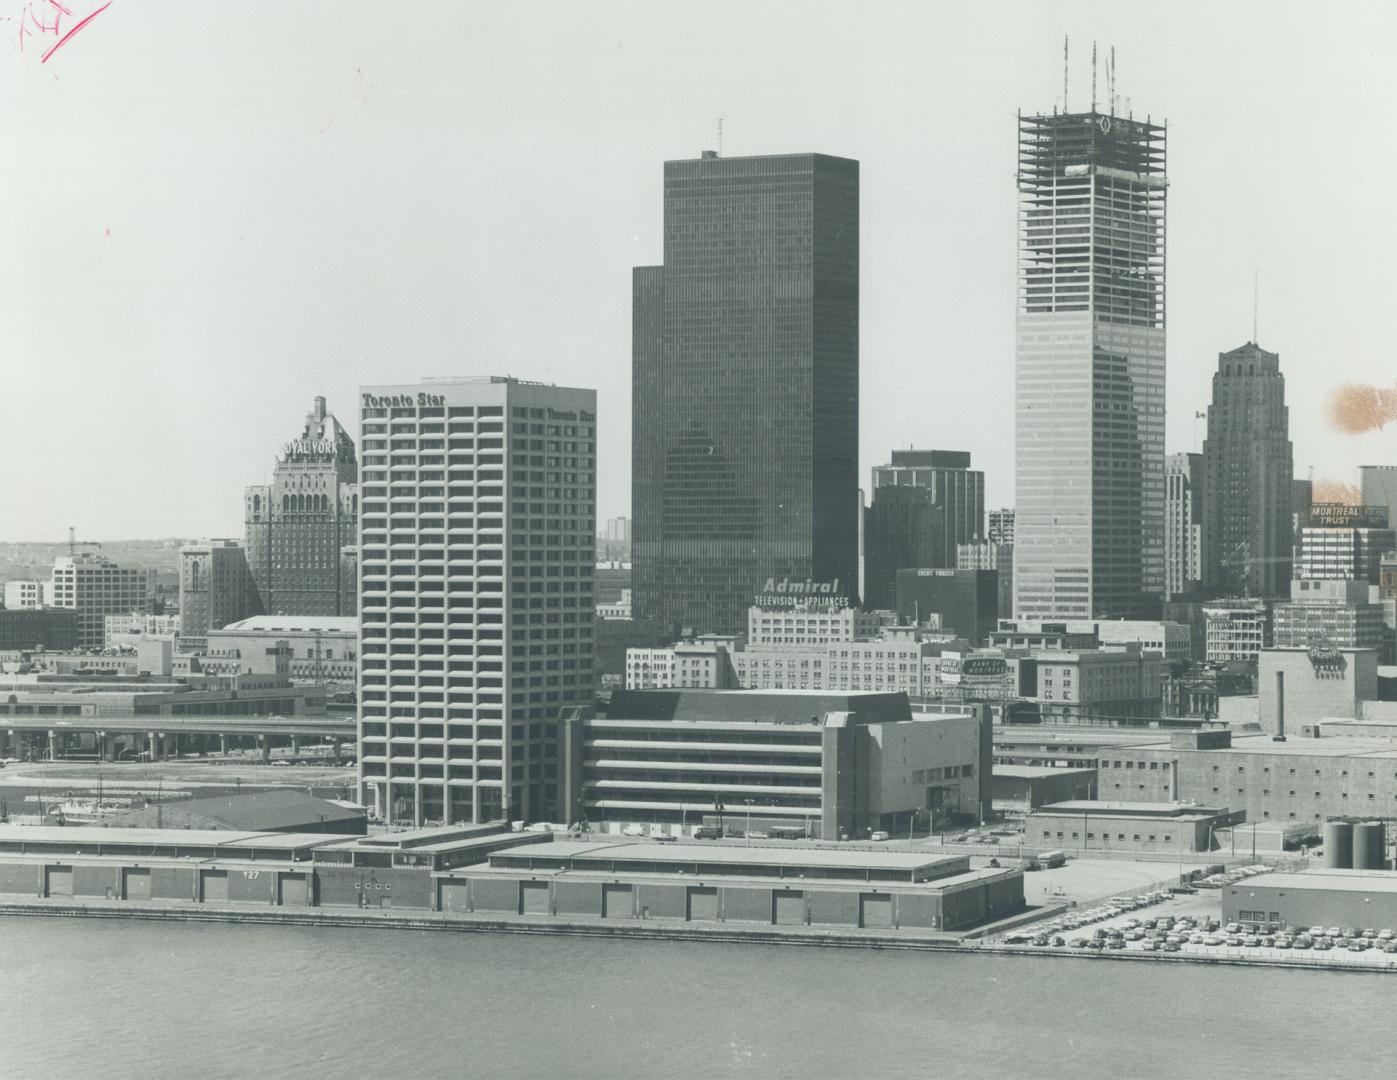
[355,377,595,827]
[48,554,150,650]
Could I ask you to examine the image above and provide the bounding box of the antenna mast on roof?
[1063,35,1069,112]
[1109,45,1116,116]
[716,117,724,156]
[1257,266,1268,343]
[1091,41,1097,113]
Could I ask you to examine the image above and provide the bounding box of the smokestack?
[1273,670,1287,742]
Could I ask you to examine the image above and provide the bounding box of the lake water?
[1,916,1392,1079]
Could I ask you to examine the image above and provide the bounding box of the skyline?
[7,2,1397,540]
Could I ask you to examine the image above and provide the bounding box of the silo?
[1323,820,1353,869]
[1352,821,1385,871]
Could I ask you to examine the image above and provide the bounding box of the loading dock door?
[46,867,73,898]
[860,893,894,929]
[602,883,633,919]
[520,881,550,915]
[124,868,151,901]
[687,886,719,922]
[440,882,471,913]
[202,870,229,903]
[279,874,308,907]
[773,891,805,926]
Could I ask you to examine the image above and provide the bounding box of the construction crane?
[1219,541,1290,598]
[67,527,102,557]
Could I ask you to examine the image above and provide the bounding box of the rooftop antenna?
[1257,266,1268,343]
[1110,46,1116,116]
[1091,40,1097,114]
[716,117,724,156]
[68,526,75,557]
[1063,35,1069,112]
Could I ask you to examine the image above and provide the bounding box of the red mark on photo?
[16,0,111,64]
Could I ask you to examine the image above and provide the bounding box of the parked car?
[870,831,890,842]
[622,824,647,837]
[693,826,723,840]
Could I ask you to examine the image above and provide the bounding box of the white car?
[622,824,647,837]
[870,831,890,842]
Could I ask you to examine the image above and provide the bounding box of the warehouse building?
[0,825,1023,932]
[1026,800,1243,854]
[1221,870,1397,931]
[1095,729,1397,825]
[439,841,1024,931]
[991,765,1097,815]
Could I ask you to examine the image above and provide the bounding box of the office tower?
[894,568,1001,643]
[1294,505,1395,584]
[1165,452,1203,600]
[178,540,261,637]
[988,508,1015,546]
[871,451,985,560]
[48,553,150,649]
[632,151,860,636]
[1360,466,1397,528]
[1014,108,1166,620]
[356,377,596,827]
[1199,343,1293,597]
[1274,579,1388,660]
[244,397,359,617]
[863,485,944,609]
[1292,479,1313,529]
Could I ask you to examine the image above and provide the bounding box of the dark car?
[692,826,723,840]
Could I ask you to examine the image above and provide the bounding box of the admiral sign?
[753,578,850,611]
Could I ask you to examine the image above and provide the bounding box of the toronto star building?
[355,378,596,827]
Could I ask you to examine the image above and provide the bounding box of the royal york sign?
[753,578,850,610]
[282,438,339,459]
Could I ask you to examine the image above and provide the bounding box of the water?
[2,916,1393,1080]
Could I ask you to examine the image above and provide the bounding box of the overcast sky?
[4,1,1396,541]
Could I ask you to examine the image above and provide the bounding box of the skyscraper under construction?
[1013,105,1167,619]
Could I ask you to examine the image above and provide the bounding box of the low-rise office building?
[0,609,79,652]
[1017,647,1165,724]
[563,689,991,839]
[1273,580,1391,662]
[1026,800,1243,854]
[1203,599,1272,663]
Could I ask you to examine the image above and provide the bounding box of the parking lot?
[996,871,1397,968]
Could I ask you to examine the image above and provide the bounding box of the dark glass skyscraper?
[632,151,860,635]
[1014,109,1166,620]
[1200,342,1293,597]
[864,450,984,609]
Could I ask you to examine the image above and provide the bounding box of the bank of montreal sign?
[752,578,851,611]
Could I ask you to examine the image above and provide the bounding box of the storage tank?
[1323,820,1353,869]
[1353,821,1386,871]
